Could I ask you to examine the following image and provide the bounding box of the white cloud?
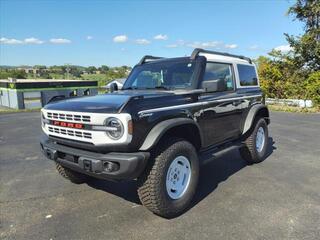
[274,45,292,52]
[154,34,168,40]
[86,36,93,40]
[0,37,23,45]
[113,35,128,43]
[224,44,238,49]
[135,38,151,45]
[50,38,71,44]
[24,37,44,44]
[186,41,221,48]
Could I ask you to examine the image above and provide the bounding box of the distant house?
[105,78,126,90]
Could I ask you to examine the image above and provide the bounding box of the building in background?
[0,79,98,109]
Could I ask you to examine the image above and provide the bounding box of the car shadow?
[86,137,276,216]
[86,177,141,204]
[187,137,276,216]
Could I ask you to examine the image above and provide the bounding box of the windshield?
[123,59,197,90]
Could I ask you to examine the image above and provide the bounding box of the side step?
[199,142,244,165]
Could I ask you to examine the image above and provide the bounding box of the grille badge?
[52,120,83,129]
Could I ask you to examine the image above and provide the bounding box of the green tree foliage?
[305,71,320,105]
[257,0,320,106]
[0,69,27,79]
[99,65,110,73]
[286,0,320,71]
[87,66,97,74]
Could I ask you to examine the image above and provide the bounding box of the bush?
[305,71,320,105]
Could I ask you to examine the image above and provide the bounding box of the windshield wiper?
[156,86,170,90]
[146,86,171,90]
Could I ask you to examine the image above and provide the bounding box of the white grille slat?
[46,111,91,124]
[48,126,92,139]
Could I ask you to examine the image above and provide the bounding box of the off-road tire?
[137,138,199,218]
[240,118,268,163]
[56,163,88,184]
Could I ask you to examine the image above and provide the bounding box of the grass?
[267,104,320,113]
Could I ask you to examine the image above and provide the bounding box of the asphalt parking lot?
[0,111,319,240]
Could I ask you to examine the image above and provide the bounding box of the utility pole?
[65,63,71,80]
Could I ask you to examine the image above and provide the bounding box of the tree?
[285,0,320,71]
[288,0,320,31]
[99,65,110,73]
[87,66,97,74]
[0,69,27,79]
[256,0,320,106]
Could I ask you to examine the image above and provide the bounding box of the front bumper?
[40,136,149,181]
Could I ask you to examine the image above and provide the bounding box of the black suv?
[40,48,270,218]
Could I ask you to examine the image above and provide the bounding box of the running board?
[199,142,244,165]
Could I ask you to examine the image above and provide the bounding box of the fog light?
[104,161,120,172]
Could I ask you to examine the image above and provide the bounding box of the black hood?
[44,90,175,113]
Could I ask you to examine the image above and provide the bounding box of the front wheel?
[137,138,199,218]
[240,118,269,163]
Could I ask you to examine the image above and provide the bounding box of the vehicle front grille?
[48,126,92,139]
[46,112,91,123]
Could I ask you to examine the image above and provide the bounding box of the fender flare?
[242,104,270,135]
[139,118,203,151]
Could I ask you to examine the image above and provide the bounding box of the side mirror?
[110,82,118,93]
[202,79,226,92]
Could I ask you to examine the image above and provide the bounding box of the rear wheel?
[138,138,199,218]
[56,163,88,184]
[240,118,268,163]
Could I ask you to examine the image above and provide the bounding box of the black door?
[197,62,243,147]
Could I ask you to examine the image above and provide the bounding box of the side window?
[238,64,258,86]
[203,62,234,91]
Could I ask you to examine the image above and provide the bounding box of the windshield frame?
[122,57,205,91]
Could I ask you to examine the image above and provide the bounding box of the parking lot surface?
[0,111,319,240]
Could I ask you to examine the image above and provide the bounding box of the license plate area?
[78,157,103,173]
[57,152,79,163]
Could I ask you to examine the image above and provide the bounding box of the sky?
[0,0,303,67]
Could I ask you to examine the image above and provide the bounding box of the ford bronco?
[40,48,270,218]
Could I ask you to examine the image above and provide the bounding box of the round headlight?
[105,117,124,140]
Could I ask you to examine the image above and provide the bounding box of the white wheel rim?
[256,127,265,152]
[166,156,191,200]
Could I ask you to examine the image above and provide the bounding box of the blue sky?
[0,0,303,67]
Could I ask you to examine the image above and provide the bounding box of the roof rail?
[191,48,252,64]
[138,55,164,65]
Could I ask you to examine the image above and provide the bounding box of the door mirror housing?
[202,79,226,92]
[109,82,118,93]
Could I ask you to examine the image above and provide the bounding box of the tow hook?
[43,147,57,160]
